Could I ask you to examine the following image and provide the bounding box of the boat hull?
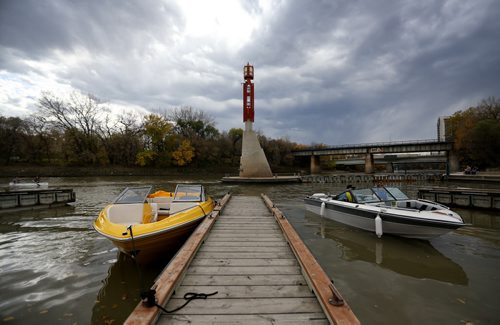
[305,197,463,240]
[99,217,204,263]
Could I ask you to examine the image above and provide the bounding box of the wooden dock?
[418,186,500,210]
[126,194,358,324]
[0,188,75,213]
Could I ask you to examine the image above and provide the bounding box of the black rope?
[123,225,149,303]
[142,290,218,314]
[125,225,218,315]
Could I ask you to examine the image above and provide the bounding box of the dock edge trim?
[124,193,232,325]
[261,193,360,325]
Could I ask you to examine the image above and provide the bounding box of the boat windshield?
[173,184,205,202]
[371,187,396,201]
[113,186,152,204]
[385,187,409,200]
[351,188,381,203]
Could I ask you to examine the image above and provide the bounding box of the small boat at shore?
[305,186,465,240]
[93,184,214,262]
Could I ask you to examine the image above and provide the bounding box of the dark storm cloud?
[1,0,499,145]
[240,0,500,144]
[0,0,182,57]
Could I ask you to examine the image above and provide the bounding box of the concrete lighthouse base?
[239,123,273,178]
[221,122,301,183]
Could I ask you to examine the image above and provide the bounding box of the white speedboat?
[304,186,465,239]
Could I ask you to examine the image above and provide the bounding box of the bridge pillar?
[310,155,321,174]
[447,150,460,175]
[365,153,374,174]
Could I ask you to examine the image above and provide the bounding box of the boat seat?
[149,196,173,211]
[107,203,144,225]
[149,203,158,223]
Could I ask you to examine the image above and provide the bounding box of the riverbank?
[0,165,300,178]
[0,165,230,178]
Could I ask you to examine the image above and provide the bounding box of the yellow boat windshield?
[173,184,205,202]
[113,186,152,204]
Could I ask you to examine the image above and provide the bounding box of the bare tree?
[36,91,108,165]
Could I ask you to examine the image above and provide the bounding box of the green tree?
[170,106,220,166]
[136,113,175,167]
[170,106,219,140]
[100,112,142,166]
[0,116,26,164]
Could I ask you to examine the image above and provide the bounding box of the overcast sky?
[1,0,499,145]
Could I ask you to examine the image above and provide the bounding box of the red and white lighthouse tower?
[243,63,255,130]
[238,63,273,177]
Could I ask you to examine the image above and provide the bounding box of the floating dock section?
[418,187,500,210]
[126,194,359,324]
[221,175,301,183]
[0,188,75,213]
[301,173,442,184]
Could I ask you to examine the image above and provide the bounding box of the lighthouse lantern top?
[244,63,254,80]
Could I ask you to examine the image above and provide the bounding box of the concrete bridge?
[292,139,459,174]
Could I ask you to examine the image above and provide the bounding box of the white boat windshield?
[113,186,152,204]
[351,189,381,203]
[385,187,409,200]
[173,184,205,202]
[371,187,396,201]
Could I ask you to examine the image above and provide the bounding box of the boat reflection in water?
[91,252,171,325]
[307,211,468,285]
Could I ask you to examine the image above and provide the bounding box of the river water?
[0,176,499,324]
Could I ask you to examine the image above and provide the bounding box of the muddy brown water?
[0,176,499,324]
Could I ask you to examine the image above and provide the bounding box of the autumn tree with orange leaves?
[447,97,500,169]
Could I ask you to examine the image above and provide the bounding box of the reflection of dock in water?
[308,211,468,285]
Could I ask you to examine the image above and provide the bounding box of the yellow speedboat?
[93,184,214,262]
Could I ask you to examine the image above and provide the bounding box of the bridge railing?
[293,139,452,153]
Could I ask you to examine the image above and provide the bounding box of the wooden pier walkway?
[126,194,359,324]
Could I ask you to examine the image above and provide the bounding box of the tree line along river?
[0,175,499,324]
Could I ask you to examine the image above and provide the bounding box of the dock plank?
[158,313,328,325]
[186,265,302,275]
[181,274,307,286]
[164,297,324,315]
[195,251,294,259]
[190,258,298,266]
[202,241,288,247]
[172,285,314,298]
[198,246,289,252]
[206,236,284,241]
